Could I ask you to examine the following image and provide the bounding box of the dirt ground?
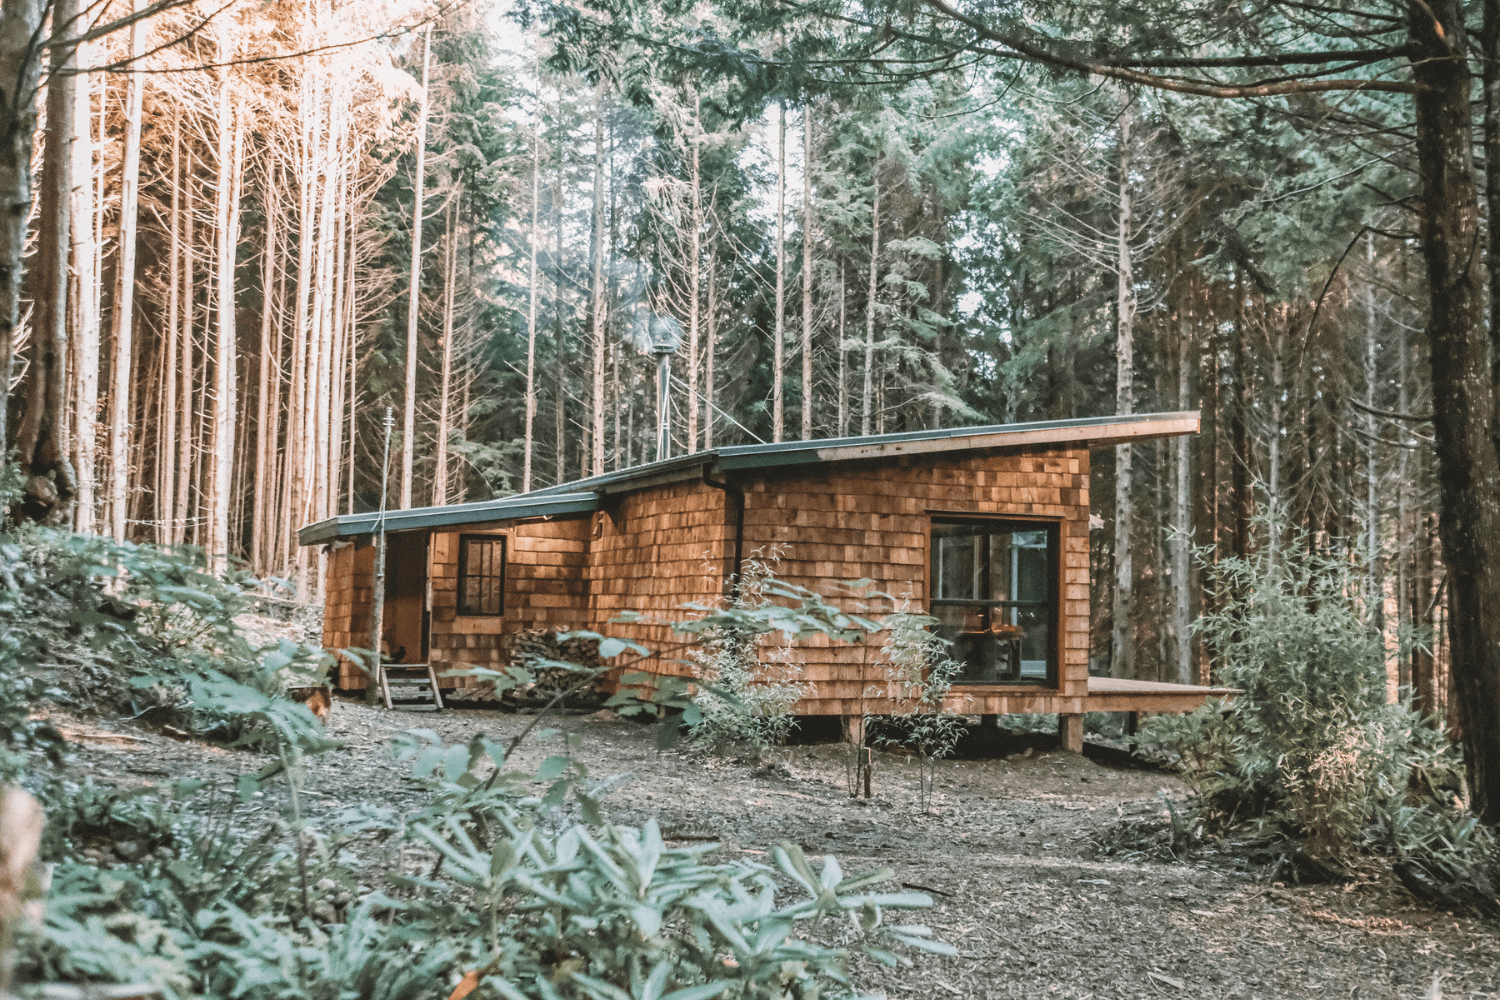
[48,699,1500,1000]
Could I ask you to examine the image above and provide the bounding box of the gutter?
[700,464,745,599]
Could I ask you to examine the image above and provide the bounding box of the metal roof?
[299,410,1198,545]
[297,491,600,547]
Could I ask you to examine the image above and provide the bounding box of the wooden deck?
[1082,675,1235,713]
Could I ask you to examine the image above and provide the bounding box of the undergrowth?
[1133,515,1499,914]
[1,526,949,999]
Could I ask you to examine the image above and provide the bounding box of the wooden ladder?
[380,664,445,712]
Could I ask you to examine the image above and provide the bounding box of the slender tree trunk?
[704,248,716,450]
[1111,102,1135,678]
[772,103,786,443]
[252,165,278,573]
[523,120,541,491]
[207,80,243,567]
[1362,232,1383,642]
[861,176,880,437]
[71,56,98,534]
[1415,0,1500,822]
[400,25,431,509]
[176,151,194,548]
[1174,303,1191,684]
[160,126,179,547]
[0,0,43,449]
[1396,320,1412,694]
[589,88,607,476]
[17,0,80,522]
[838,261,847,436]
[106,3,143,541]
[432,200,456,505]
[553,93,566,486]
[801,107,814,440]
[686,91,702,453]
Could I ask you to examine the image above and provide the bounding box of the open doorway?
[381,532,429,664]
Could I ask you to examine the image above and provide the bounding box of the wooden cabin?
[299,411,1226,748]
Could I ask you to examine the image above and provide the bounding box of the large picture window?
[930,519,1057,685]
[458,534,506,616]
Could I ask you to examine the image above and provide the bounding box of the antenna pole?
[366,407,395,707]
[656,351,670,461]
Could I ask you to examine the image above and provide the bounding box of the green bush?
[8,529,947,999]
[1135,516,1476,862]
[681,556,808,757]
[872,605,965,811]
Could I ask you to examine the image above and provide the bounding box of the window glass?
[459,535,506,616]
[930,521,1054,685]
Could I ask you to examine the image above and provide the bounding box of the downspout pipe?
[701,464,744,599]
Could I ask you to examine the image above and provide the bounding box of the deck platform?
[1082,675,1235,713]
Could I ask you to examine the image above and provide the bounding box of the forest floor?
[46,699,1500,1000]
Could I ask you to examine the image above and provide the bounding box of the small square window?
[458,534,506,616]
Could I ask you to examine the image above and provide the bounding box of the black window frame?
[457,533,507,617]
[928,516,1060,688]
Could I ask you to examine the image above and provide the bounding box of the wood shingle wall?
[426,518,593,688]
[730,446,1091,716]
[585,481,730,682]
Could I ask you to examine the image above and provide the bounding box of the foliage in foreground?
[1134,518,1499,910]
[3,529,949,998]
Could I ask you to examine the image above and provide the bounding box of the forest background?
[0,0,1475,806]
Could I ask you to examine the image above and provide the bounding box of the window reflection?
[930,521,1054,684]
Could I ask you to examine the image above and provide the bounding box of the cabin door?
[382,532,430,664]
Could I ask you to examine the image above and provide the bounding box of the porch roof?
[298,410,1199,546]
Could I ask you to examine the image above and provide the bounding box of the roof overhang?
[297,491,600,547]
[298,411,1199,546]
[714,411,1200,471]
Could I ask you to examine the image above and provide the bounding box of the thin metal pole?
[656,352,670,461]
[366,406,394,706]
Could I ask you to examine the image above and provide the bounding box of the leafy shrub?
[872,606,965,811]
[8,528,947,999]
[1135,515,1474,860]
[676,555,833,757]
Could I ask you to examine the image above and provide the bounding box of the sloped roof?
[298,410,1198,546]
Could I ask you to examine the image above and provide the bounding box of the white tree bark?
[800,107,814,441]
[861,174,880,438]
[1110,101,1135,679]
[522,119,540,490]
[400,25,432,508]
[772,104,786,442]
[71,54,99,534]
[107,2,144,541]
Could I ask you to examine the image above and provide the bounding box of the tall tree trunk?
[432,199,456,505]
[176,150,194,548]
[523,119,540,491]
[1174,301,1192,684]
[686,91,702,453]
[772,103,786,442]
[1363,231,1383,640]
[252,164,278,573]
[107,2,144,541]
[801,107,815,440]
[589,88,606,476]
[1110,102,1135,679]
[553,93,566,486]
[17,0,80,523]
[704,248,716,450]
[71,56,98,534]
[0,0,43,449]
[1415,0,1500,822]
[400,25,431,509]
[160,119,180,546]
[861,175,880,437]
[838,261,847,436]
[207,79,243,567]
